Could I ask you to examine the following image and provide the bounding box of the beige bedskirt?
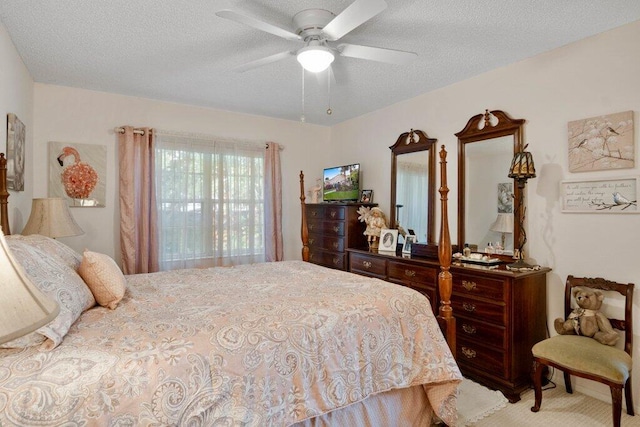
[295,384,457,426]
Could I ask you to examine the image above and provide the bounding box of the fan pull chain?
[300,68,306,123]
[326,68,332,115]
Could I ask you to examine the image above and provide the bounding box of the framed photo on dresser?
[378,228,398,253]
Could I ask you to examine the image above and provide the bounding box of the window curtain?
[264,142,283,261]
[118,126,159,274]
[155,132,274,270]
[396,160,428,243]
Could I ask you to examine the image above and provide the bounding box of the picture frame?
[360,189,373,203]
[48,141,107,207]
[378,228,398,252]
[560,176,638,213]
[402,235,417,255]
[497,182,513,213]
[567,110,634,172]
[6,113,25,191]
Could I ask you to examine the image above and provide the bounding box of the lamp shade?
[297,45,335,73]
[0,230,59,344]
[22,198,84,238]
[508,150,536,180]
[490,213,514,233]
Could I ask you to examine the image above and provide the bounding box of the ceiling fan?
[216,0,417,73]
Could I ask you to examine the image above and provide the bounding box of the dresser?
[347,248,549,402]
[305,203,374,271]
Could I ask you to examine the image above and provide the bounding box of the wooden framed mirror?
[456,110,525,254]
[389,129,437,245]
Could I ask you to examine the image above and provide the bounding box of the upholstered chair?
[531,275,634,427]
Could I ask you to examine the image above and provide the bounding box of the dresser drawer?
[308,234,345,252]
[452,297,506,325]
[309,249,345,270]
[453,273,506,302]
[456,317,506,348]
[307,205,346,221]
[457,339,506,376]
[387,261,436,286]
[308,220,345,236]
[349,253,386,277]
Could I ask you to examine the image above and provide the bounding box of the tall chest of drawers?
[305,203,372,271]
[347,248,549,402]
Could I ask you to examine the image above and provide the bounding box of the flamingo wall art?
[48,141,106,207]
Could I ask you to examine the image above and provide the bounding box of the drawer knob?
[311,211,317,217]
[461,347,477,359]
[462,280,477,291]
[330,211,337,218]
[362,261,372,269]
[309,253,315,260]
[332,257,340,265]
[462,324,477,334]
[463,302,476,312]
[332,242,339,249]
[309,238,315,245]
[309,224,315,230]
[333,226,340,233]
[404,269,416,277]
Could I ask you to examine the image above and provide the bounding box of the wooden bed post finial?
[0,153,10,235]
[437,145,455,352]
[299,171,310,262]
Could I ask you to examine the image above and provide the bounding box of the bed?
[0,150,461,426]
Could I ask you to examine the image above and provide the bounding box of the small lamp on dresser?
[22,198,84,238]
[506,146,537,271]
[490,213,514,251]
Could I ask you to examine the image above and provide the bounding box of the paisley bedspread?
[0,260,461,426]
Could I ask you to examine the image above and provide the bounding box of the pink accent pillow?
[78,250,126,310]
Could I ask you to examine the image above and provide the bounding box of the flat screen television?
[322,163,360,202]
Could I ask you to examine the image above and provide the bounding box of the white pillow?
[78,250,127,310]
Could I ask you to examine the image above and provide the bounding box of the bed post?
[0,153,10,235]
[299,171,310,262]
[437,146,455,352]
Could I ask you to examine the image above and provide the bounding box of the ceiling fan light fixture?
[296,45,334,73]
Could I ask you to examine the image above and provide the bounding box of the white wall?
[0,24,34,230]
[31,85,331,261]
[329,20,640,406]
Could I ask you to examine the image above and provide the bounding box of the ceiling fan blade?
[322,0,387,41]
[338,43,417,65]
[233,50,295,73]
[216,9,301,41]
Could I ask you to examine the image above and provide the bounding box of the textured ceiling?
[1,1,639,126]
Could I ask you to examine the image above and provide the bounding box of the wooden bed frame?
[299,146,456,352]
[0,153,10,235]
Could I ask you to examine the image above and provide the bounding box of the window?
[155,134,265,270]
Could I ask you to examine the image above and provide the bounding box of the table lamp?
[0,230,59,344]
[490,213,514,250]
[506,146,536,270]
[22,198,83,238]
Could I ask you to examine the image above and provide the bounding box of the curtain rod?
[115,127,145,135]
[114,127,284,150]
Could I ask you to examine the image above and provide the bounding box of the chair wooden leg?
[611,386,623,427]
[625,378,635,416]
[563,371,573,394]
[531,359,544,412]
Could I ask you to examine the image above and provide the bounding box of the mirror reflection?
[389,129,436,245]
[395,150,429,243]
[464,136,514,254]
[456,110,524,254]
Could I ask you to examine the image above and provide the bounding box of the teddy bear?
[554,286,619,346]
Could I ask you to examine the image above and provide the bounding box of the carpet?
[456,378,508,426]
